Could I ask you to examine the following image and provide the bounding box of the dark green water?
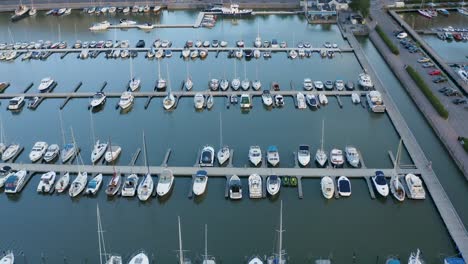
[0,10,465,264]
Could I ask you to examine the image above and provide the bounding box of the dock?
[59,82,83,110]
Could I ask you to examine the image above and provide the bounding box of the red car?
[429,69,441,75]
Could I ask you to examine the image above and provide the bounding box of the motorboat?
[90,92,106,108]
[128,78,141,92]
[252,80,262,90]
[367,91,386,113]
[351,93,361,104]
[241,79,250,90]
[0,166,11,188]
[0,251,14,264]
[235,49,243,59]
[69,172,88,197]
[85,173,103,195]
[253,49,261,58]
[193,170,208,196]
[137,173,154,201]
[408,249,424,264]
[289,49,298,59]
[248,174,262,199]
[185,77,193,90]
[121,174,139,197]
[266,175,281,196]
[248,256,264,264]
[335,80,345,91]
[4,170,27,194]
[200,145,215,167]
[54,172,70,193]
[2,144,21,161]
[240,94,251,109]
[274,94,284,107]
[249,146,262,166]
[209,79,219,91]
[156,78,167,91]
[217,146,230,166]
[314,81,324,90]
[231,78,241,90]
[138,23,154,30]
[321,176,334,199]
[163,93,176,110]
[105,145,122,163]
[337,176,351,197]
[372,171,389,197]
[0,82,10,92]
[330,148,344,168]
[324,80,334,90]
[38,77,54,92]
[8,96,24,111]
[182,48,190,58]
[303,78,313,90]
[418,9,433,18]
[358,73,373,90]
[220,79,229,91]
[190,50,199,59]
[254,36,262,47]
[29,141,48,162]
[157,169,174,197]
[318,93,328,105]
[345,81,355,90]
[89,21,110,31]
[105,172,122,196]
[297,145,310,167]
[119,19,137,27]
[262,90,273,106]
[119,91,134,110]
[91,140,107,163]
[405,174,426,199]
[194,93,205,109]
[306,94,319,109]
[296,93,307,109]
[390,175,405,202]
[229,175,242,200]
[206,94,214,110]
[128,251,150,264]
[345,146,360,168]
[37,171,56,193]
[267,145,280,167]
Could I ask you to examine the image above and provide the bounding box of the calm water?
[0,10,465,264]
[399,12,468,62]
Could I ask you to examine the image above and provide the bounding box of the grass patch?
[462,138,468,153]
[375,25,400,55]
[406,66,449,119]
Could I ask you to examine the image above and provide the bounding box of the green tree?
[349,0,370,17]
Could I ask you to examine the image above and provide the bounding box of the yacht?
[262,90,273,106]
[248,173,262,199]
[11,4,30,22]
[314,81,324,90]
[128,78,141,92]
[105,145,121,163]
[156,78,167,91]
[390,175,405,202]
[266,175,281,196]
[0,166,12,188]
[318,93,328,105]
[408,249,424,264]
[8,96,24,111]
[206,94,214,110]
[2,144,21,161]
[249,146,262,166]
[220,79,229,91]
[345,81,355,90]
[200,145,215,167]
[289,49,298,59]
[372,171,389,197]
[0,82,9,93]
[69,172,88,197]
[163,93,176,110]
[90,92,106,108]
[248,256,264,264]
[105,172,122,196]
[358,73,373,90]
[85,173,103,195]
[274,94,284,107]
[229,175,242,200]
[321,176,334,199]
[254,37,262,48]
[38,77,54,92]
[157,168,174,197]
[405,174,426,199]
[137,173,154,201]
[209,79,219,91]
[324,80,334,90]
[194,93,205,109]
[351,93,361,104]
[306,94,319,109]
[128,251,150,264]
[297,145,310,167]
[252,80,262,90]
[182,48,191,59]
[118,91,134,110]
[296,93,307,109]
[303,78,313,90]
[55,172,70,193]
[91,140,107,163]
[4,170,27,194]
[231,78,241,90]
[240,94,252,109]
[267,146,280,167]
[119,19,137,27]
[0,251,14,264]
[121,174,139,197]
[367,91,386,113]
[345,146,360,168]
[193,170,208,196]
[217,146,230,166]
[335,80,345,91]
[89,21,110,31]
[185,77,193,90]
[29,141,48,162]
[337,176,351,197]
[253,49,261,59]
[241,79,250,90]
[330,148,344,168]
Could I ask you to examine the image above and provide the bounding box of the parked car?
[429,69,442,75]
[452,98,467,104]
[422,62,435,68]
[438,87,450,93]
[433,76,447,83]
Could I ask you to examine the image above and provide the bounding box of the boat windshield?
[375,176,387,185]
[338,180,350,192]
[269,176,278,183]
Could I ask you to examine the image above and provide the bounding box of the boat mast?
[219,112,223,149]
[59,110,66,146]
[166,63,172,94]
[158,59,161,80]
[320,119,325,151]
[130,56,134,80]
[142,131,149,175]
[278,200,284,263]
[234,59,237,79]
[394,139,402,175]
[178,216,184,264]
[0,115,4,144]
[243,60,247,80]
[58,23,61,42]
[97,204,103,264]
[89,109,96,145]
[204,224,209,261]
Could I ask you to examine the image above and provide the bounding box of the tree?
[349,0,370,17]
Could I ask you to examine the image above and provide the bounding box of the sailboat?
[267,201,287,264]
[90,110,107,163]
[163,63,176,110]
[202,225,216,264]
[458,0,468,15]
[155,60,167,91]
[59,111,78,163]
[137,132,154,201]
[241,61,250,91]
[69,129,88,198]
[185,63,193,91]
[105,139,122,197]
[0,118,6,155]
[254,21,262,48]
[418,0,433,18]
[177,216,192,264]
[29,0,37,16]
[128,57,140,92]
[217,113,230,166]
[315,119,327,167]
[231,60,241,90]
[97,204,123,264]
[252,63,262,91]
[390,140,405,202]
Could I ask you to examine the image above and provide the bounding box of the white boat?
[253,49,261,58]
[297,145,310,167]
[220,79,229,91]
[262,90,273,106]
[193,170,208,196]
[11,4,30,21]
[408,249,424,264]
[252,80,262,90]
[182,49,190,58]
[303,78,313,90]
[229,175,242,200]
[266,200,286,264]
[345,146,360,168]
[217,146,230,166]
[55,172,70,193]
[405,174,426,199]
[138,23,154,30]
[372,171,389,197]
[240,94,251,109]
[200,145,215,167]
[351,93,361,104]
[37,171,56,193]
[337,176,351,197]
[8,96,24,111]
[241,79,250,90]
[274,94,284,107]
[231,78,241,90]
[90,92,106,108]
[266,175,281,196]
[121,174,139,197]
[0,251,14,264]
[296,93,307,109]
[128,251,149,264]
[249,146,262,166]
[156,168,174,197]
[119,91,134,110]
[91,140,107,163]
[330,148,344,168]
[206,94,214,110]
[105,172,122,196]
[289,49,298,59]
[163,93,176,110]
[318,93,328,105]
[29,141,48,162]
[335,80,345,91]
[209,78,219,91]
[267,146,280,167]
[390,175,405,202]
[248,174,262,199]
[137,173,154,201]
[69,172,88,197]
[254,36,262,48]
[119,19,137,27]
[4,170,27,194]
[156,78,167,90]
[38,77,54,92]
[194,93,205,109]
[314,81,324,90]
[366,91,386,113]
[185,77,193,90]
[85,173,103,195]
[89,21,110,31]
[105,145,121,163]
[248,256,264,264]
[321,176,334,199]
[0,167,12,188]
[358,73,373,90]
[2,144,21,161]
[128,78,141,92]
